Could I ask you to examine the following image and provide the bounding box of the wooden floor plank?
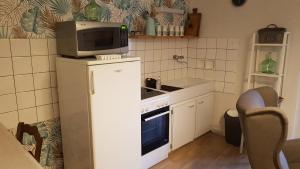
[151,132,251,169]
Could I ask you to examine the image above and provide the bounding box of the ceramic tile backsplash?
[187,37,240,94]
[0,39,58,129]
[129,38,188,85]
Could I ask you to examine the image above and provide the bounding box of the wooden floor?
[151,132,251,169]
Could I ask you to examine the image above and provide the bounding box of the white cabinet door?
[88,61,141,169]
[171,99,196,150]
[195,93,214,138]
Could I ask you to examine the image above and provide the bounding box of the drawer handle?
[114,69,122,73]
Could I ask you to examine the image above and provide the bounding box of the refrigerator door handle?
[90,71,95,95]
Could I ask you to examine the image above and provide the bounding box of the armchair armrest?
[283,139,300,163]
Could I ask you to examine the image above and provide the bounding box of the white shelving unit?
[240,31,290,153]
[246,31,290,96]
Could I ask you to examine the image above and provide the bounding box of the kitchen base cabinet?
[171,99,196,150]
[195,93,214,138]
[170,92,214,151]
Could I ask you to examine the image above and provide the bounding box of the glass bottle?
[84,0,101,21]
[260,52,277,74]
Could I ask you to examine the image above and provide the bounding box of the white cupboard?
[170,92,214,151]
[171,99,196,150]
[195,93,214,138]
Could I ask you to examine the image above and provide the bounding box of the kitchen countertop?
[0,123,43,169]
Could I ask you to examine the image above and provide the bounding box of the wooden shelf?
[155,7,185,15]
[129,35,197,39]
[250,72,283,78]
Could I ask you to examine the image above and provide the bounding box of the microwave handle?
[143,111,170,122]
[90,71,95,95]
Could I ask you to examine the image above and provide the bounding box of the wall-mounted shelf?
[156,7,184,15]
[250,72,283,78]
[254,43,287,47]
[129,35,197,39]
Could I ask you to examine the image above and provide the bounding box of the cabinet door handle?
[189,105,195,108]
[90,71,95,95]
[198,101,204,104]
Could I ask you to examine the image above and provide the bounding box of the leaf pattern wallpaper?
[0,0,190,38]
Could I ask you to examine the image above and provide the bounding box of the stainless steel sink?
[160,85,183,92]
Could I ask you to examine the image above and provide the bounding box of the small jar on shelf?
[260,52,277,74]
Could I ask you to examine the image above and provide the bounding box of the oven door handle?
[143,111,170,122]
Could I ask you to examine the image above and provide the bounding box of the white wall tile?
[141,63,144,74]
[188,39,197,48]
[215,71,225,81]
[161,39,168,49]
[153,50,162,61]
[10,39,30,57]
[196,60,205,69]
[0,58,13,76]
[216,49,227,60]
[161,49,168,60]
[145,61,153,74]
[0,76,15,95]
[12,57,32,75]
[128,39,136,50]
[153,61,161,72]
[226,50,239,60]
[167,70,175,80]
[145,39,154,50]
[215,82,225,92]
[217,38,228,49]
[188,68,195,78]
[0,39,11,57]
[227,38,240,49]
[204,70,215,80]
[182,48,187,58]
[16,91,35,109]
[160,71,168,82]
[197,38,207,48]
[182,68,187,77]
[195,69,204,78]
[225,72,237,83]
[144,50,154,62]
[205,60,214,70]
[35,89,52,106]
[49,55,57,71]
[30,39,48,56]
[0,111,18,129]
[18,107,37,124]
[188,58,196,68]
[153,39,162,49]
[168,39,176,48]
[136,51,145,62]
[161,60,168,71]
[50,72,57,87]
[206,49,216,59]
[224,83,238,94]
[188,48,196,58]
[175,48,182,56]
[14,74,34,92]
[32,56,49,73]
[168,60,174,70]
[33,72,51,89]
[196,49,206,59]
[136,39,145,50]
[174,69,182,79]
[37,104,54,122]
[215,60,226,71]
[206,38,217,49]
[47,39,57,55]
[167,49,176,60]
[0,94,17,113]
[226,61,238,72]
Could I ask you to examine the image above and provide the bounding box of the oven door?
[141,106,169,155]
[77,27,121,51]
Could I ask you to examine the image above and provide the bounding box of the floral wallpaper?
[0,0,190,38]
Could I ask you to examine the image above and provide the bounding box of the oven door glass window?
[141,110,169,155]
[77,27,120,51]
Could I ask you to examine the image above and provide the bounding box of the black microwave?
[56,21,128,58]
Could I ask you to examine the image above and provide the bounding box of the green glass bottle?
[84,0,101,21]
[260,52,277,74]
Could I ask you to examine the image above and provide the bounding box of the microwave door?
[77,27,120,52]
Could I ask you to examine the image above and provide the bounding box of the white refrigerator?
[56,56,141,169]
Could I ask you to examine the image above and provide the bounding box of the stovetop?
[141,87,165,100]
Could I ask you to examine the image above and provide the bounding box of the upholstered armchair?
[236,86,300,169]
